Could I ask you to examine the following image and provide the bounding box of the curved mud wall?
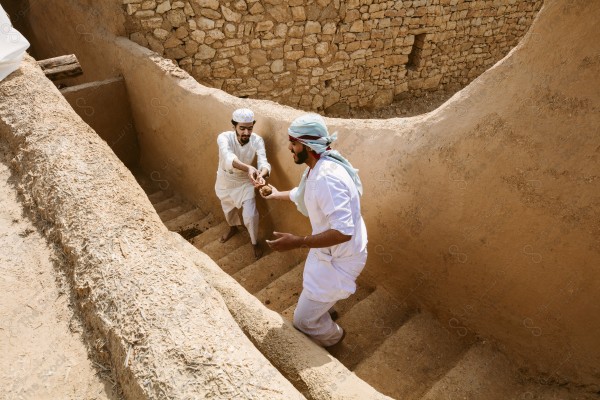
[9,0,600,387]
[122,0,542,112]
[123,1,600,385]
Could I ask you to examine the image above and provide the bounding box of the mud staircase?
[135,173,596,400]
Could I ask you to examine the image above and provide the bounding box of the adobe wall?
[119,1,600,387]
[8,0,600,389]
[122,0,542,112]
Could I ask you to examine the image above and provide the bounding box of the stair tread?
[177,213,217,240]
[232,249,307,294]
[200,228,251,261]
[327,286,412,369]
[159,204,194,223]
[190,221,230,249]
[147,190,170,204]
[164,208,206,232]
[354,312,472,400]
[420,342,594,400]
[217,242,271,275]
[154,196,182,213]
[255,263,304,312]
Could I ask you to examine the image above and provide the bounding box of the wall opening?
[407,33,427,70]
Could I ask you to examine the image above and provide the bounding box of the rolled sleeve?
[316,176,354,236]
[217,133,237,170]
[289,186,299,203]
[254,136,271,174]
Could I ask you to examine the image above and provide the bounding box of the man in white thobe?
[261,113,367,347]
[215,108,271,259]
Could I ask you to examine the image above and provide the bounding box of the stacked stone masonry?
[124,0,542,113]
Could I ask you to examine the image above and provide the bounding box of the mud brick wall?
[123,0,542,112]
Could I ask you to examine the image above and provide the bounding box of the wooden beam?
[37,54,82,81]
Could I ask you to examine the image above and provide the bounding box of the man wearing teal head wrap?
[261,113,367,347]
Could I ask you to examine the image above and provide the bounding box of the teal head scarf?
[288,114,363,217]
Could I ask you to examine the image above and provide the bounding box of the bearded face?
[289,141,309,164]
[235,123,253,145]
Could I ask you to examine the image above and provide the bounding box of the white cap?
[232,108,255,123]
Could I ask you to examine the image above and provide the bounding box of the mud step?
[147,189,170,204]
[232,249,307,294]
[154,196,182,213]
[164,208,206,232]
[158,204,194,223]
[189,221,255,261]
[177,213,217,239]
[216,242,271,275]
[327,286,412,370]
[190,221,229,249]
[255,263,304,312]
[281,283,375,322]
[420,343,520,400]
[419,342,593,400]
[354,312,472,400]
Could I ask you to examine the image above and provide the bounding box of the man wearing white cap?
[261,113,367,347]
[215,108,271,259]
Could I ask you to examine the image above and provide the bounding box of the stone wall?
[123,0,541,113]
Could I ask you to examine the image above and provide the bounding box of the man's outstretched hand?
[247,166,260,184]
[253,175,266,188]
[266,231,304,251]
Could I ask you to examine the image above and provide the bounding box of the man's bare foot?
[253,243,263,259]
[220,226,238,243]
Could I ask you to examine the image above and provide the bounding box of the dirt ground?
[0,144,119,400]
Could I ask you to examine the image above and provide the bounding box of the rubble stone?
[123,0,541,112]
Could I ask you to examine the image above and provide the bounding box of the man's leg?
[293,290,343,347]
[220,200,241,243]
[241,197,262,258]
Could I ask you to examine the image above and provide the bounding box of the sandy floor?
[0,144,119,400]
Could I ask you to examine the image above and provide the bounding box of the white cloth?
[290,159,368,303]
[293,291,343,347]
[232,108,254,123]
[0,5,30,82]
[215,131,270,243]
[216,131,270,185]
[220,197,259,245]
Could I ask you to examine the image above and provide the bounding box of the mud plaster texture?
[0,57,303,399]
[119,0,600,387]
[0,143,119,400]
[4,0,600,391]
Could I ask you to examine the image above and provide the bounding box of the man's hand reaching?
[253,175,266,188]
[266,231,304,251]
[247,166,259,184]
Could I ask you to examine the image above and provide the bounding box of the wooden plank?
[36,54,78,69]
[37,54,82,81]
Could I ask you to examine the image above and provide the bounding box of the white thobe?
[290,158,367,346]
[215,131,271,244]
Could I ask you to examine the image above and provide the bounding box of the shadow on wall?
[60,77,140,168]
[5,0,600,388]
